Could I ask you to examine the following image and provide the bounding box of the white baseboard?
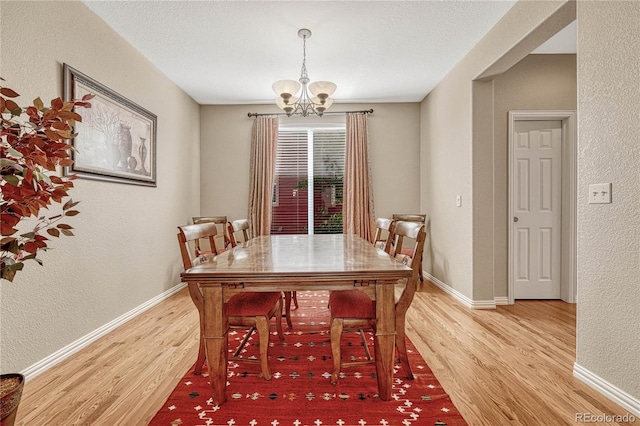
[424,273,496,309]
[574,362,640,417]
[494,296,510,305]
[21,283,187,381]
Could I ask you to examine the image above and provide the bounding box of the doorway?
[508,111,576,304]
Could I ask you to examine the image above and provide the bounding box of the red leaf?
[28,203,40,217]
[25,106,39,119]
[43,109,55,120]
[31,136,46,147]
[24,241,39,253]
[51,121,70,131]
[63,200,80,210]
[51,97,63,110]
[58,111,82,121]
[1,221,18,236]
[0,87,19,98]
[5,99,20,112]
[24,167,34,184]
[82,93,95,101]
[44,129,61,141]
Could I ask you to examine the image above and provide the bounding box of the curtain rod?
[247,109,373,118]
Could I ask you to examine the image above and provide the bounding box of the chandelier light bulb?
[311,96,333,108]
[276,97,298,114]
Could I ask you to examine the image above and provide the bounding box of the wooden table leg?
[374,281,396,401]
[187,283,206,374]
[201,285,228,405]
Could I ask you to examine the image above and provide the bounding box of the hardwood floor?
[15,288,199,426]
[15,284,631,425]
[407,284,631,426]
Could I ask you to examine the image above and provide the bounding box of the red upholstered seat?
[400,247,413,256]
[229,292,283,316]
[329,290,375,318]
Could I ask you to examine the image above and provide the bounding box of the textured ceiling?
[83,1,532,105]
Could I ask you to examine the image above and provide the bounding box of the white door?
[512,120,562,299]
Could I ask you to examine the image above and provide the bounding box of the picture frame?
[63,64,157,186]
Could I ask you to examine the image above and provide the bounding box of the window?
[272,126,345,235]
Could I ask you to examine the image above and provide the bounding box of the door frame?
[508,110,577,304]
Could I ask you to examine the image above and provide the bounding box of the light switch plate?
[456,195,462,207]
[588,183,612,204]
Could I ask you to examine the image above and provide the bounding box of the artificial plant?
[1,79,92,282]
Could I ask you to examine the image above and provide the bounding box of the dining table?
[180,233,412,405]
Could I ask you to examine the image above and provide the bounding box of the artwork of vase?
[137,137,148,174]
[127,156,137,171]
[116,123,133,170]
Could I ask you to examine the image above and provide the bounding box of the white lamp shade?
[276,96,298,110]
[312,96,333,109]
[308,81,337,98]
[272,80,300,98]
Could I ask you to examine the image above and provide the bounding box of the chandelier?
[273,29,336,117]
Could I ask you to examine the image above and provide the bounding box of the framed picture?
[63,64,157,186]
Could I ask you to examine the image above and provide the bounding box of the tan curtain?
[248,116,279,236]
[343,112,375,242]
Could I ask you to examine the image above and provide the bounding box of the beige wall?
[420,0,574,302]
[0,2,201,373]
[200,103,421,223]
[492,54,577,298]
[576,0,640,404]
[422,0,639,411]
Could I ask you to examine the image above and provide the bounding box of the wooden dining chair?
[328,220,427,384]
[373,217,394,250]
[192,216,232,253]
[227,219,298,330]
[226,219,251,246]
[177,222,284,380]
[392,214,427,283]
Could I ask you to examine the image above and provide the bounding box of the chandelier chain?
[300,34,308,82]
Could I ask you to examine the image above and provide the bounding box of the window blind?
[272,127,345,235]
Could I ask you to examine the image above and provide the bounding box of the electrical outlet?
[456,195,462,207]
[588,183,612,204]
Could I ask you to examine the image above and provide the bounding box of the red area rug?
[150,291,466,426]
